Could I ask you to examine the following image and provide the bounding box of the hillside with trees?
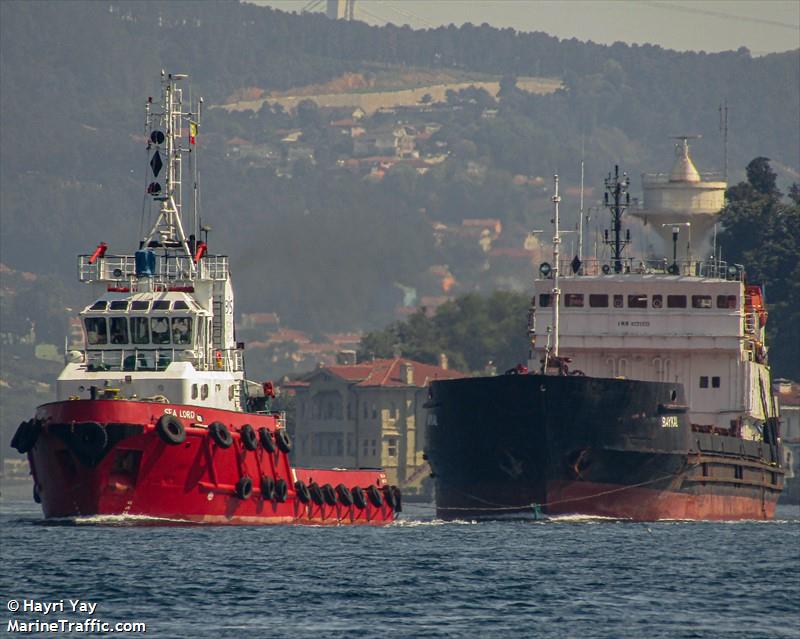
[1,2,798,448]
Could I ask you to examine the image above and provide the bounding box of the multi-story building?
[285,357,464,497]
[775,379,800,505]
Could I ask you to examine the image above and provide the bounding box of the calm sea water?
[1,491,798,639]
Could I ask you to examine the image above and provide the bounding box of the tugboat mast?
[141,71,200,265]
[603,165,631,273]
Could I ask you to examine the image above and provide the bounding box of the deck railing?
[553,257,744,281]
[81,346,243,373]
[78,254,229,284]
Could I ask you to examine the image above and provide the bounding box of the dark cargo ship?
[426,145,784,520]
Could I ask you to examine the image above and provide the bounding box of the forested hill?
[1,0,798,337]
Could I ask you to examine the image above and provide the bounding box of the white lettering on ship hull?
[164,407,196,420]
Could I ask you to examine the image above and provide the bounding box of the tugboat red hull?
[23,400,398,525]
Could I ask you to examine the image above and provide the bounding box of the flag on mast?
[189,121,197,145]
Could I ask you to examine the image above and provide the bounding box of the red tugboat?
[10,72,399,525]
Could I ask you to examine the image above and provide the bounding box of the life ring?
[366,484,383,507]
[294,480,311,503]
[240,424,258,451]
[70,422,108,458]
[275,428,292,453]
[351,486,367,509]
[156,414,186,445]
[12,419,40,454]
[322,483,337,506]
[258,427,276,453]
[382,485,397,510]
[309,482,324,505]
[209,422,233,449]
[260,475,275,500]
[336,483,354,506]
[275,479,288,503]
[235,476,253,499]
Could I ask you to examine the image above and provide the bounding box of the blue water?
[1,496,798,639]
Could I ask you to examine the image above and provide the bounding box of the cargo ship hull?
[22,399,397,525]
[426,375,782,521]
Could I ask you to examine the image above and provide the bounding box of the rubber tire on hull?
[309,482,324,505]
[70,422,108,458]
[156,415,186,445]
[275,479,288,503]
[322,483,337,506]
[258,427,276,453]
[383,485,397,510]
[351,486,367,509]
[295,480,311,503]
[261,475,275,500]
[240,424,258,451]
[236,476,253,499]
[391,486,402,513]
[11,420,40,454]
[336,484,354,506]
[275,428,292,453]
[367,485,383,508]
[209,422,233,449]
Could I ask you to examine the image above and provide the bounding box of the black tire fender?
[351,486,367,509]
[367,484,383,507]
[209,422,233,449]
[258,427,276,453]
[71,422,108,457]
[260,475,275,500]
[240,424,258,451]
[336,483,353,506]
[156,415,186,445]
[309,482,324,505]
[12,419,41,454]
[235,476,253,499]
[275,428,292,453]
[294,480,311,503]
[383,484,397,509]
[275,479,288,503]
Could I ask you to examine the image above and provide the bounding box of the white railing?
[555,257,744,281]
[78,254,229,284]
[82,346,243,373]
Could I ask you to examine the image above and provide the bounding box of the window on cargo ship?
[700,376,709,388]
[589,294,608,307]
[628,294,647,308]
[564,293,584,307]
[652,295,663,308]
[539,293,551,307]
[667,295,687,308]
[692,295,712,309]
[712,376,721,388]
[613,295,623,308]
[717,295,737,309]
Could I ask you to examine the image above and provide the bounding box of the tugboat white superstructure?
[11,73,400,525]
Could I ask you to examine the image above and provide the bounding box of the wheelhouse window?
[717,295,737,309]
[692,295,712,309]
[564,293,584,307]
[152,300,171,311]
[130,301,149,311]
[109,300,128,311]
[85,317,107,345]
[174,300,190,310]
[150,317,170,344]
[667,295,687,308]
[171,317,193,345]
[109,317,129,344]
[628,294,648,309]
[131,317,150,344]
[539,293,552,307]
[89,300,108,311]
[589,294,608,308]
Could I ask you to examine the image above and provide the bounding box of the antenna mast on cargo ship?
[551,174,562,357]
[603,165,631,273]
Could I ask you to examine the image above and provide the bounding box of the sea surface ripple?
[1,497,798,638]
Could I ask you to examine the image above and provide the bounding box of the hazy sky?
[253,1,800,56]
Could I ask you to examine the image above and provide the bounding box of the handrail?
[82,346,243,372]
[78,253,229,284]
[551,257,744,281]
